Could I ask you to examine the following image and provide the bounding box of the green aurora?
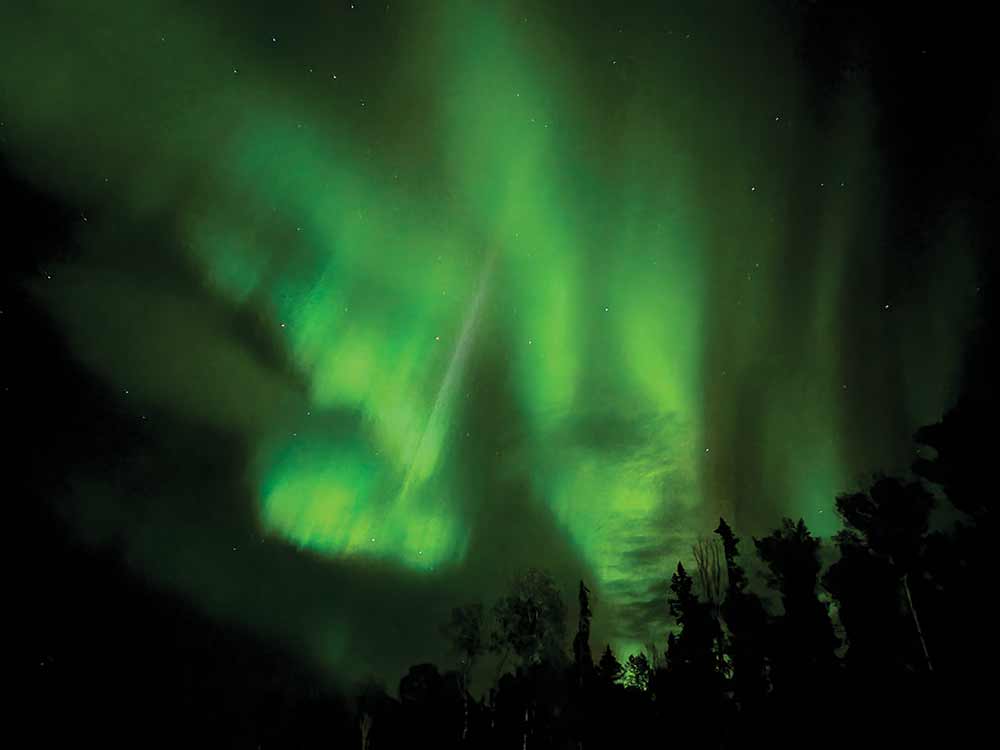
[2,1,981,679]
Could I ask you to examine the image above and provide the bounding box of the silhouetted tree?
[354,679,396,750]
[715,518,747,594]
[443,603,485,679]
[359,711,373,750]
[668,562,696,624]
[824,531,911,673]
[488,569,568,750]
[398,664,463,748]
[399,663,444,705]
[754,519,839,703]
[663,561,725,746]
[836,477,934,572]
[715,517,769,711]
[645,641,663,670]
[693,537,727,615]
[572,580,594,685]
[598,644,623,685]
[442,602,485,740]
[911,398,998,742]
[666,562,718,676]
[491,569,568,676]
[835,478,935,670]
[913,404,992,523]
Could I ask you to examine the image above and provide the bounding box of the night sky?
[4,1,995,687]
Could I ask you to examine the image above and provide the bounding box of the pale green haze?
[1,0,977,680]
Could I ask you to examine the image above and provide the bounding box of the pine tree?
[715,517,747,596]
[572,580,594,682]
[715,517,768,709]
[597,644,623,684]
[668,562,697,625]
[666,562,719,678]
[754,519,839,692]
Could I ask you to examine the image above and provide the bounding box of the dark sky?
[4,0,996,687]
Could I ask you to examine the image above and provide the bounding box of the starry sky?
[3,0,995,685]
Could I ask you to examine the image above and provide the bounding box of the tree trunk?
[359,713,373,750]
[461,668,469,742]
[901,572,933,672]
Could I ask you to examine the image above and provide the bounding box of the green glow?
[2,0,977,677]
[258,437,466,569]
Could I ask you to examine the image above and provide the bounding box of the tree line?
[353,400,993,749]
[24,399,993,749]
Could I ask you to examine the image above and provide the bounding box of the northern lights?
[2,0,988,683]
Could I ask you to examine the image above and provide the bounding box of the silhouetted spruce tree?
[754,519,839,697]
[664,561,725,746]
[715,518,747,594]
[668,562,696,622]
[666,562,719,677]
[597,644,623,685]
[714,518,769,711]
[572,580,594,685]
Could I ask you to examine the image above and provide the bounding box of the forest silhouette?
[24,389,996,749]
